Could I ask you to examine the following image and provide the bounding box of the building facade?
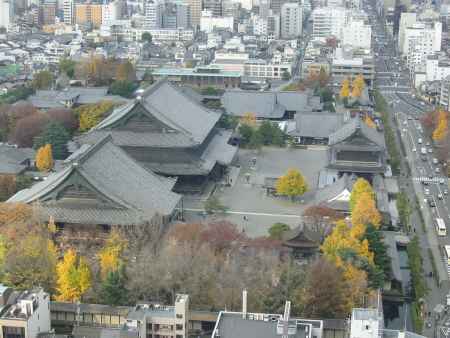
[280,2,302,39]
[341,19,371,49]
[62,0,74,25]
[75,3,103,28]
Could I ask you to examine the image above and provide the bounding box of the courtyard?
[182,146,330,237]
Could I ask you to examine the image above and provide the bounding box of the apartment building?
[440,75,450,108]
[63,0,74,25]
[342,19,371,49]
[425,54,450,82]
[398,12,416,51]
[144,0,162,29]
[0,286,51,338]
[200,10,234,33]
[311,6,346,38]
[280,3,302,39]
[75,3,103,28]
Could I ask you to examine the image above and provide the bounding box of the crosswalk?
[413,176,446,184]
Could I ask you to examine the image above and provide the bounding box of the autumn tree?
[77,101,115,132]
[349,178,374,211]
[116,60,136,82]
[318,67,329,88]
[300,258,348,318]
[0,176,16,201]
[98,229,128,279]
[35,144,54,172]
[241,112,257,127]
[351,74,365,98]
[276,168,308,200]
[432,110,448,142]
[32,70,53,90]
[351,192,382,228]
[47,108,78,132]
[9,113,49,147]
[56,249,92,302]
[340,78,350,98]
[78,55,112,86]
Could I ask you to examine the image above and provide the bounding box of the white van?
[418,138,423,144]
[421,147,427,155]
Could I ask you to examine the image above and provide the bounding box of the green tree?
[249,129,263,149]
[109,80,138,98]
[32,70,53,90]
[59,58,76,78]
[238,124,254,146]
[276,168,308,199]
[362,224,391,286]
[258,121,285,145]
[268,223,290,239]
[141,32,152,43]
[282,70,291,81]
[34,122,70,160]
[204,195,228,214]
[100,269,128,306]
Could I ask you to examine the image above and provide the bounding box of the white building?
[311,6,346,38]
[280,3,302,39]
[102,0,121,25]
[200,10,234,33]
[63,0,74,25]
[244,59,292,80]
[398,12,416,51]
[138,28,194,41]
[342,19,371,49]
[144,0,162,29]
[425,54,450,82]
[0,286,51,338]
[402,22,442,70]
[213,51,249,73]
[0,0,13,31]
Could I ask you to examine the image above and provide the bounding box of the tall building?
[75,3,103,27]
[259,0,269,18]
[176,2,190,28]
[269,0,286,14]
[203,0,222,16]
[187,0,201,27]
[102,0,122,25]
[0,0,13,30]
[397,12,416,50]
[311,6,346,38]
[39,0,57,25]
[63,0,74,24]
[267,12,280,38]
[280,2,302,39]
[342,19,371,49]
[144,0,162,28]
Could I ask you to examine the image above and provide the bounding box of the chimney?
[242,289,247,319]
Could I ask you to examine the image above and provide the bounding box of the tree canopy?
[32,70,53,90]
[35,144,54,172]
[339,78,350,98]
[349,178,375,211]
[34,121,70,160]
[276,168,308,199]
[432,110,448,141]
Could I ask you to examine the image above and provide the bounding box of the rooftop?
[153,66,242,77]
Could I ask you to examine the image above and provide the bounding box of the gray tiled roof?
[288,112,344,138]
[0,145,35,175]
[87,79,221,146]
[314,174,355,211]
[8,137,181,225]
[221,90,320,119]
[328,118,385,148]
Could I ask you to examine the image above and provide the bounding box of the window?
[176,314,183,319]
[176,324,183,330]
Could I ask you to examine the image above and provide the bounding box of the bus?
[436,218,447,236]
[444,245,450,265]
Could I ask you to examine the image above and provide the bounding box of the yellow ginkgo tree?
[275,168,308,200]
[340,78,350,98]
[56,249,92,302]
[432,109,448,141]
[98,229,128,279]
[35,144,54,172]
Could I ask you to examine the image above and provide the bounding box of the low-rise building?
[0,285,51,338]
[152,65,241,88]
[331,47,375,87]
[243,59,292,80]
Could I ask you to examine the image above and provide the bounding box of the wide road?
[365,0,450,335]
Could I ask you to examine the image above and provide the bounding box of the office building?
[280,2,302,39]
[342,19,371,49]
[203,0,222,16]
[75,3,103,27]
[398,12,416,51]
[63,0,74,25]
[200,10,233,33]
[0,0,13,30]
[39,0,57,25]
[259,0,269,18]
[102,0,122,25]
[311,6,346,38]
[267,13,280,39]
[270,0,286,14]
[144,0,162,28]
[187,0,201,27]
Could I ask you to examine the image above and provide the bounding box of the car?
[444,190,448,195]
[435,167,441,173]
[418,138,423,144]
[426,142,431,146]
[402,128,407,132]
[403,120,407,125]
[428,148,433,153]
[428,199,436,207]
[425,188,430,195]
[420,102,425,106]
[433,158,439,164]
[422,180,429,185]
[441,178,447,185]
[438,193,444,200]
[412,147,416,152]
